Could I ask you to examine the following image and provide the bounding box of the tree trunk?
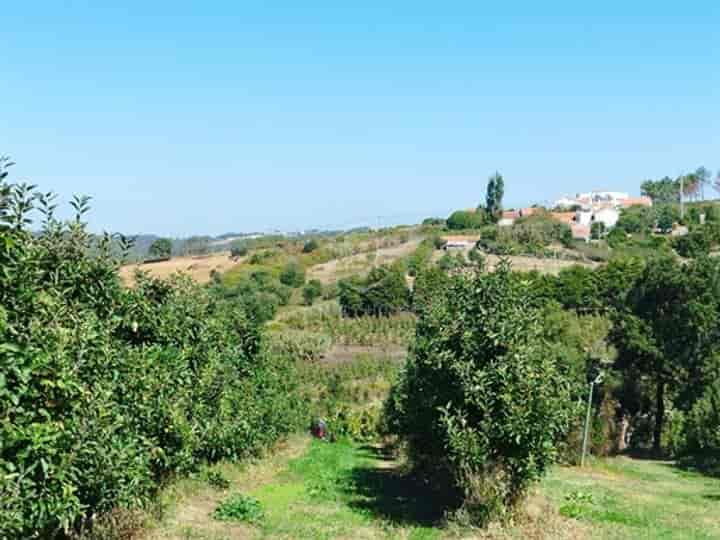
[617,414,630,453]
[653,380,665,453]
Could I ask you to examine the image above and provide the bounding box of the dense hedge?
[0,177,302,538]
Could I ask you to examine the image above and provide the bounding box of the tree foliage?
[484,172,504,220]
[385,265,574,524]
[338,265,410,317]
[0,161,303,538]
[148,237,172,258]
[447,210,486,230]
[641,176,680,204]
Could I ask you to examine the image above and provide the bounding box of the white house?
[593,207,620,229]
[575,210,594,226]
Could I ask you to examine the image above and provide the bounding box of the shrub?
[302,279,323,305]
[616,205,656,234]
[302,239,320,253]
[279,261,306,288]
[607,227,628,248]
[468,246,485,265]
[213,494,264,523]
[0,164,303,538]
[406,239,434,276]
[680,380,720,475]
[674,229,711,258]
[338,265,410,317]
[385,264,574,525]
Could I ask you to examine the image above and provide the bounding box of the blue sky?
[2,2,719,235]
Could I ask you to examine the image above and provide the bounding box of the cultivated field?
[119,252,243,285]
[309,238,423,283]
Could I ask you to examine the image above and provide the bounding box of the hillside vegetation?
[4,158,720,539]
[0,164,303,538]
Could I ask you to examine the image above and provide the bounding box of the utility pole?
[581,373,603,467]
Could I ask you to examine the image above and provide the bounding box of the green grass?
[249,439,441,540]
[542,456,720,539]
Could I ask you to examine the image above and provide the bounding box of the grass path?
[145,438,720,540]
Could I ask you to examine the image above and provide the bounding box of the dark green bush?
[680,380,720,475]
[279,261,306,288]
[302,239,320,253]
[385,264,574,525]
[338,265,410,317]
[302,279,323,305]
[674,229,711,258]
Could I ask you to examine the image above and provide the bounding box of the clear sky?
[2,2,719,236]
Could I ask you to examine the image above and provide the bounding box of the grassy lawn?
[146,438,720,540]
[249,439,440,540]
[542,456,720,539]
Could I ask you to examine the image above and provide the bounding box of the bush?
[302,279,323,305]
[302,239,320,253]
[607,227,628,248]
[406,239,434,276]
[680,380,720,475]
[674,229,711,258]
[213,494,264,523]
[339,265,410,317]
[616,205,656,234]
[0,167,303,538]
[279,261,306,288]
[385,264,574,525]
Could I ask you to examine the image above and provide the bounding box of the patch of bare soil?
[119,252,244,286]
[318,344,407,365]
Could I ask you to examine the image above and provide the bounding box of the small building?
[576,210,594,226]
[593,207,620,229]
[499,210,519,227]
[442,235,480,250]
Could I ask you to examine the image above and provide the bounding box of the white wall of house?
[593,207,619,228]
[576,210,593,226]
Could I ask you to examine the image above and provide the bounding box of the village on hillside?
[500,190,654,241]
